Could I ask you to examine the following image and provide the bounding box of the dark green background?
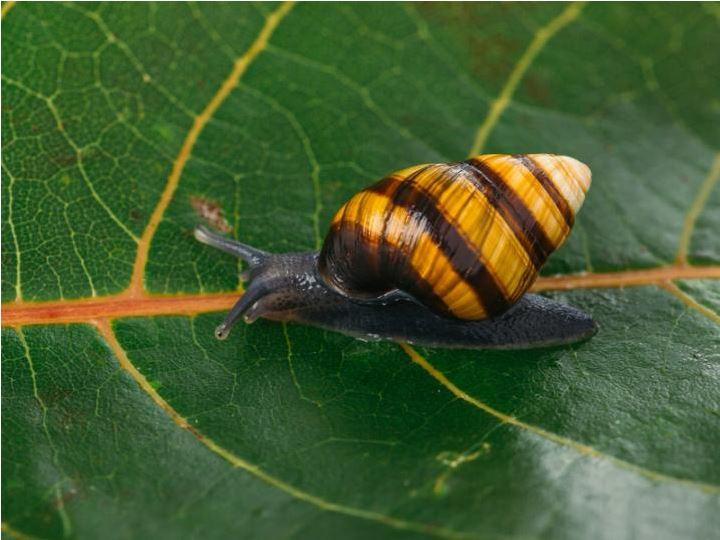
[2,2,719,539]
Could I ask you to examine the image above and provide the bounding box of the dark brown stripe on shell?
[464,158,553,268]
[367,164,511,316]
[514,154,575,228]
[325,220,452,315]
[376,165,434,305]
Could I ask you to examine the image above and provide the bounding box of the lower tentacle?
[215,284,270,340]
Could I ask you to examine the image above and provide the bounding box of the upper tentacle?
[194,225,269,266]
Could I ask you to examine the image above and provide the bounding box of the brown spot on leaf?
[470,35,522,82]
[53,483,81,509]
[523,73,553,106]
[190,196,232,233]
[52,154,78,168]
[414,3,523,81]
[129,208,143,223]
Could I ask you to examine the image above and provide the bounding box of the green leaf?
[2,3,719,539]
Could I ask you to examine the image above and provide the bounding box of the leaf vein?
[3,266,720,326]
[677,152,720,265]
[660,281,720,325]
[3,162,23,301]
[1,75,141,244]
[399,343,720,494]
[1,0,16,19]
[266,44,448,161]
[468,2,585,156]
[127,1,295,296]
[240,84,323,249]
[94,319,482,540]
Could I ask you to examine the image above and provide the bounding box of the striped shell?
[318,154,591,320]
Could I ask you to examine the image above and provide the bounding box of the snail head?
[193,226,321,340]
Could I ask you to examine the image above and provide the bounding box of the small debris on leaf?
[190,195,232,233]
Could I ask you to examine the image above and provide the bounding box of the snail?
[195,154,596,349]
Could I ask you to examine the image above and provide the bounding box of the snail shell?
[318,154,591,320]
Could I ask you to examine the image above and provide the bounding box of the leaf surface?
[2,3,719,539]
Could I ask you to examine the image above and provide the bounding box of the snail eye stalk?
[194,225,268,266]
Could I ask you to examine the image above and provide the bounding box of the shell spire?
[319,154,591,321]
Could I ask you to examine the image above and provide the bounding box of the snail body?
[195,154,596,349]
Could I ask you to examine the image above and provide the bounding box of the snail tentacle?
[215,282,271,339]
[194,225,268,266]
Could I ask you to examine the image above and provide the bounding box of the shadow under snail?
[195,153,596,349]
